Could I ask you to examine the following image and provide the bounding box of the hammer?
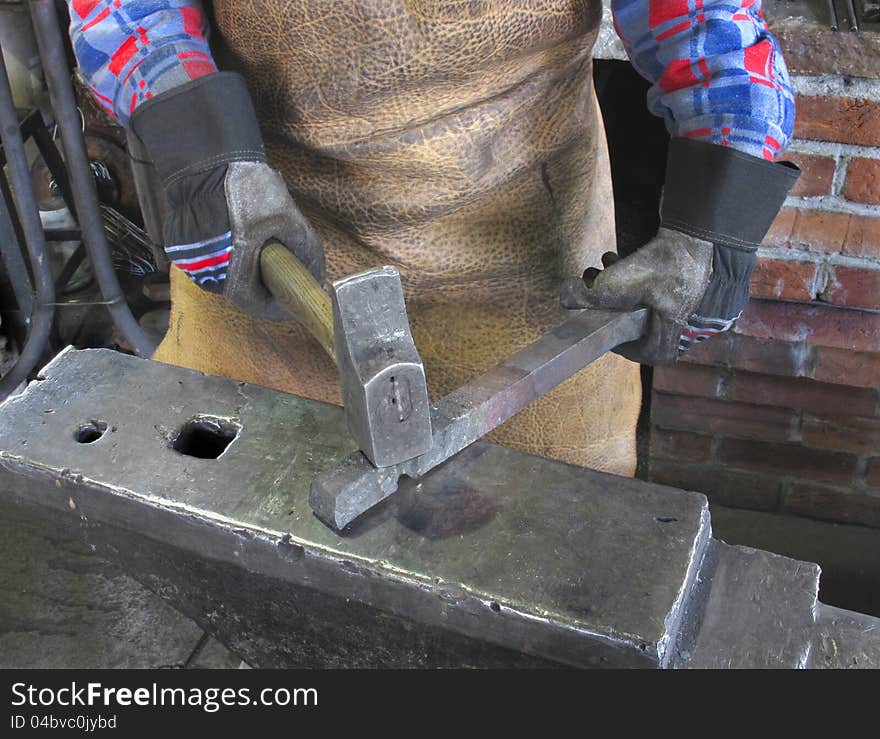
[259,241,433,468]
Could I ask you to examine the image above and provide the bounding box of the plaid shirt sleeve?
[67,0,217,127]
[612,0,796,161]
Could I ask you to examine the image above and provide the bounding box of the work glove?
[561,138,800,365]
[129,72,324,320]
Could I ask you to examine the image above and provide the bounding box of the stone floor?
[1,494,878,668]
[0,500,243,669]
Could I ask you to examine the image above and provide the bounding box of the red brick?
[844,157,880,205]
[652,365,725,398]
[649,460,781,511]
[730,371,878,418]
[722,335,808,378]
[841,213,880,259]
[801,415,880,455]
[651,393,798,442]
[679,331,734,367]
[822,265,880,311]
[789,209,850,253]
[774,209,880,257]
[784,483,880,528]
[719,437,858,484]
[772,24,880,79]
[813,346,880,389]
[735,300,880,353]
[649,428,713,464]
[794,96,880,147]
[751,257,818,302]
[763,207,797,248]
[681,332,807,378]
[867,459,880,489]
[786,152,837,197]
[681,332,880,388]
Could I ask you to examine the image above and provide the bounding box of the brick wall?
[648,74,880,528]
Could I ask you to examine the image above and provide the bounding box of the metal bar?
[22,108,78,219]
[310,307,649,530]
[29,0,153,357]
[0,46,55,398]
[0,169,34,328]
[845,0,860,30]
[0,111,75,328]
[43,228,81,241]
[828,0,839,30]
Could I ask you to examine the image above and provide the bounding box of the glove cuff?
[661,138,800,250]
[701,242,757,315]
[130,72,266,187]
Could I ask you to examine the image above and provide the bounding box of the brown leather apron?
[154,0,641,475]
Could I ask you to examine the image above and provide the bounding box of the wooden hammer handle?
[259,240,336,362]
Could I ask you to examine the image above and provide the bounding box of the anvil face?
[0,348,712,667]
[2,349,873,669]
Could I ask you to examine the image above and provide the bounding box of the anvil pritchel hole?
[172,416,241,460]
[75,420,108,444]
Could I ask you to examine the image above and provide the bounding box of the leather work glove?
[129,72,324,320]
[561,139,800,365]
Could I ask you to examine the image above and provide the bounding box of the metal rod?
[845,0,860,30]
[310,307,649,530]
[0,47,55,399]
[29,0,153,357]
[828,0,839,30]
[21,108,77,219]
[0,169,34,327]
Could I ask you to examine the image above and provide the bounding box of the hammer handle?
[260,241,336,362]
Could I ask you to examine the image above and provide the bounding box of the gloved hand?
[562,139,800,365]
[129,72,324,320]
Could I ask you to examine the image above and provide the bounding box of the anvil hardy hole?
[172,416,240,459]
[75,420,108,444]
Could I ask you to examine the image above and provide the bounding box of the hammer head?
[331,267,432,468]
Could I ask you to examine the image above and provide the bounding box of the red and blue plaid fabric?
[67,1,794,291]
[67,1,228,284]
[612,0,795,160]
[67,0,216,126]
[70,1,794,156]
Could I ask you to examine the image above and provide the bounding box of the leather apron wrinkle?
[154,0,641,475]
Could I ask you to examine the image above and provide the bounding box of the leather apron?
[154,0,642,475]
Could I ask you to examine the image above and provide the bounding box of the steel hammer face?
[331,267,432,468]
